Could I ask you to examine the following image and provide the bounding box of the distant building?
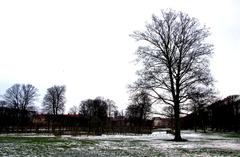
[181,95,240,131]
[152,117,170,128]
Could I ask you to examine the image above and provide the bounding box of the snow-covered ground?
[0,131,239,156]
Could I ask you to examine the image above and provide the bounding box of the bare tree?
[188,86,216,132]
[128,90,152,120]
[68,105,78,115]
[130,10,213,141]
[79,97,108,134]
[3,84,38,111]
[126,104,139,119]
[0,100,6,108]
[162,106,174,129]
[21,84,39,111]
[105,99,117,118]
[42,85,66,115]
[126,91,152,133]
[89,97,117,118]
[162,106,174,118]
[3,84,22,109]
[2,84,38,128]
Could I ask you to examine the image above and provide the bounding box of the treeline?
[31,99,152,135]
[182,95,240,132]
[0,84,153,135]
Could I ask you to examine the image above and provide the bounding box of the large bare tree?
[42,85,66,115]
[3,84,38,111]
[130,10,213,141]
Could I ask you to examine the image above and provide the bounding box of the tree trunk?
[174,102,182,141]
[194,109,197,132]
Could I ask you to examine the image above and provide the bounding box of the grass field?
[0,131,240,157]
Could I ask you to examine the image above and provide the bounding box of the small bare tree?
[42,85,66,115]
[68,105,78,115]
[130,10,213,141]
[0,100,6,108]
[105,99,117,118]
[188,86,216,132]
[129,90,152,120]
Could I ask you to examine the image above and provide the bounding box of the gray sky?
[0,0,240,112]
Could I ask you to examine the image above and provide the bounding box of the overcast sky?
[0,0,240,112]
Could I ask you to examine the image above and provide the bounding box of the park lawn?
[0,131,239,157]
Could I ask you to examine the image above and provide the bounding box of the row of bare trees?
[0,83,154,134]
[0,84,66,114]
[0,84,66,132]
[36,97,119,135]
[68,97,118,117]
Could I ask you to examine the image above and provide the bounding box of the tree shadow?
[163,138,188,142]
